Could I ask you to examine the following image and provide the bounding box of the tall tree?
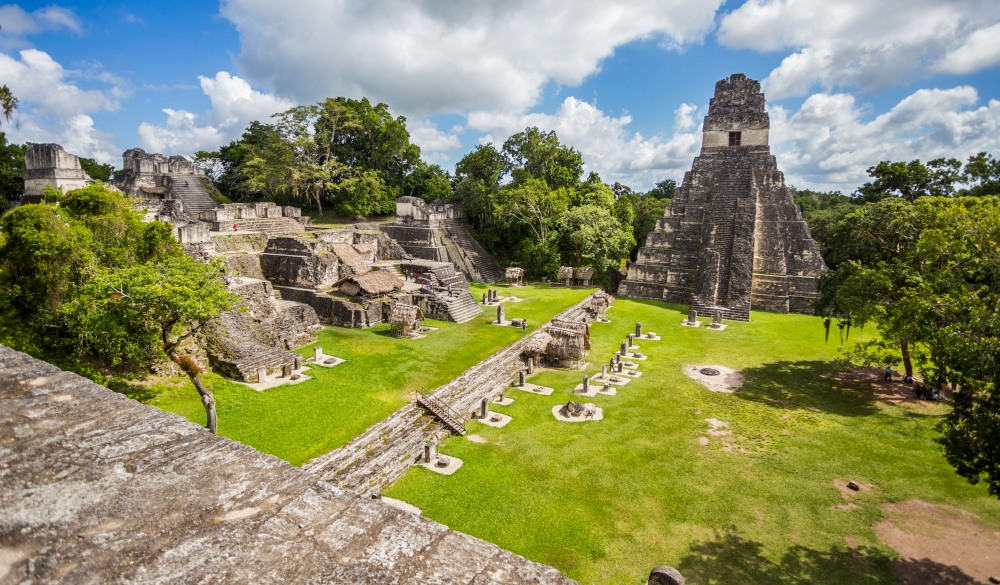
[79,158,115,183]
[558,204,635,273]
[0,85,17,127]
[646,178,677,200]
[0,134,25,202]
[502,127,583,189]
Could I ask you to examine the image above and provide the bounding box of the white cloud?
[770,86,1000,192]
[0,49,124,163]
[137,71,294,154]
[468,97,701,190]
[220,0,724,116]
[718,0,1000,98]
[463,85,1000,194]
[408,120,462,165]
[935,22,1000,74]
[0,4,82,41]
[674,103,698,131]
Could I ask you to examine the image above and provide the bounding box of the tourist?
[884,366,892,381]
[232,222,237,231]
[521,320,527,332]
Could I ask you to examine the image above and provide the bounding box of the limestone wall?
[23,143,93,196]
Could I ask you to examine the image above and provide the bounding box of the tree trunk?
[900,339,914,377]
[190,374,218,434]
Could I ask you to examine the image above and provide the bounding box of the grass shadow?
[736,360,879,417]
[676,528,975,584]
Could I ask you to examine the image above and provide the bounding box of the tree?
[0,184,237,434]
[647,178,677,200]
[620,192,667,253]
[963,152,1000,196]
[404,161,451,201]
[0,85,17,128]
[497,178,569,243]
[79,158,115,183]
[818,194,1000,495]
[0,133,25,202]
[558,204,635,274]
[817,198,926,375]
[454,143,506,237]
[857,160,933,202]
[502,127,583,189]
[70,257,236,433]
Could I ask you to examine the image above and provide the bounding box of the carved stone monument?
[620,74,826,321]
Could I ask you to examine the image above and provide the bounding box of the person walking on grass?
[885,366,892,381]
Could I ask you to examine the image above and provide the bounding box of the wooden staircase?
[415,391,467,435]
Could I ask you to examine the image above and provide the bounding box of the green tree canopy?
[0,184,237,433]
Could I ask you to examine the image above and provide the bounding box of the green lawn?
[152,283,594,465]
[383,297,1000,585]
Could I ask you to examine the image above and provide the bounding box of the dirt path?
[874,499,1000,584]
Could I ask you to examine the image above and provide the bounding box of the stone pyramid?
[619,74,825,321]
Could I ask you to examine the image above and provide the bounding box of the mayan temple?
[619,73,826,321]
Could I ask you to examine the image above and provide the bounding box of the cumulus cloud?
[220,0,723,116]
[137,71,294,154]
[467,97,701,190]
[0,4,82,42]
[718,0,1000,98]
[408,119,462,165]
[770,86,1000,192]
[0,49,124,163]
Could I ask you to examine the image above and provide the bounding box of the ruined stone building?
[113,147,216,218]
[22,143,95,200]
[383,196,504,283]
[620,74,825,320]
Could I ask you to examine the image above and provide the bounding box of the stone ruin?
[19,145,489,382]
[382,196,504,283]
[620,74,826,320]
[22,143,95,201]
[113,148,215,221]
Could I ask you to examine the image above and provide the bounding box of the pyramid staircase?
[415,392,466,435]
[166,173,217,215]
[442,219,504,283]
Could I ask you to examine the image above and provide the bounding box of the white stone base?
[514,383,553,396]
[474,412,512,428]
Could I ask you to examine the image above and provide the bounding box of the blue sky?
[3,1,1000,192]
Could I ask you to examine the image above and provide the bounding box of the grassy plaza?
[382,297,1000,584]
[152,283,594,465]
[151,285,1000,584]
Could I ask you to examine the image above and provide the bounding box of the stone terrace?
[305,295,595,496]
[0,345,577,585]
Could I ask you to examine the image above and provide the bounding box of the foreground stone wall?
[0,345,578,584]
